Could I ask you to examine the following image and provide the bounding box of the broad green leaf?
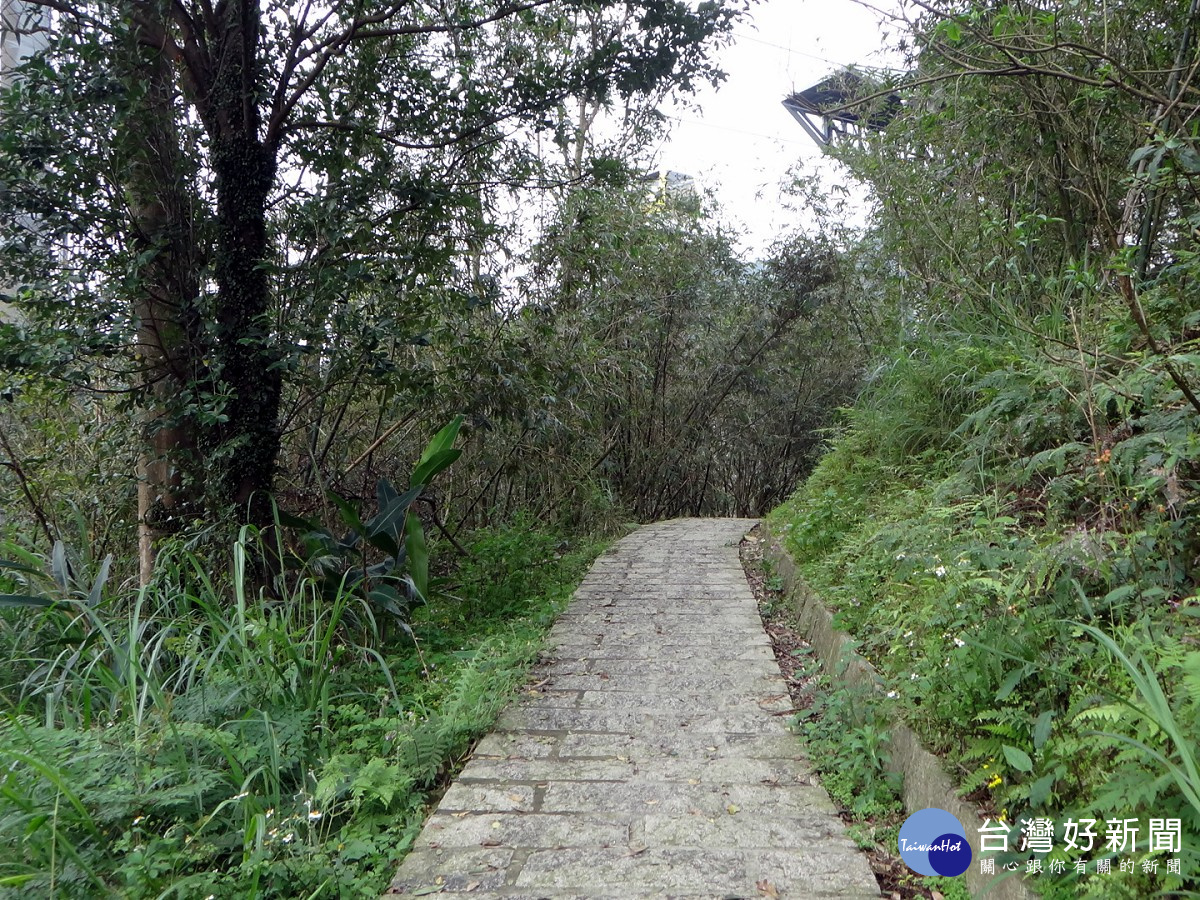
[410,447,462,488]
[1002,744,1034,773]
[366,486,424,547]
[406,512,429,604]
[1103,585,1138,607]
[368,584,407,618]
[1029,772,1055,807]
[995,665,1028,701]
[1033,710,1054,750]
[411,415,463,486]
[376,477,399,511]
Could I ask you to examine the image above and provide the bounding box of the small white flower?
[910,673,919,681]
[308,810,322,821]
[886,690,899,699]
[896,553,906,561]
[935,566,947,578]
[954,637,966,648]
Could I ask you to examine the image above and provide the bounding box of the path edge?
[761,523,1035,900]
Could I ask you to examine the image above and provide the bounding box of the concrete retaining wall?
[763,525,1033,900]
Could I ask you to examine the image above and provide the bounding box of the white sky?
[655,0,904,256]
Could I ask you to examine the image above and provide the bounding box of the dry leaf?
[726,803,740,815]
[931,893,944,900]
[756,879,780,899]
[465,882,481,893]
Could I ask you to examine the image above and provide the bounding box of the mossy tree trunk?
[191,0,282,526]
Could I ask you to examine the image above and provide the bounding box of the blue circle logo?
[898,808,972,876]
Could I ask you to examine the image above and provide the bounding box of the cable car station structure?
[783,67,902,149]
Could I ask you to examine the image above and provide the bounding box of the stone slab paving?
[386,518,880,899]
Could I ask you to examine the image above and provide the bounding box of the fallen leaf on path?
[756,879,780,898]
[931,893,944,900]
[726,803,740,815]
[465,882,481,892]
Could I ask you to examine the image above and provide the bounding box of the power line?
[731,30,847,69]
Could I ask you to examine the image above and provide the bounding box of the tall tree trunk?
[121,11,203,583]
[210,132,281,525]
[203,0,282,526]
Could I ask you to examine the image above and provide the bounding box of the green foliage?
[505,185,863,524]
[770,4,1200,891]
[794,661,903,822]
[0,521,602,896]
[280,417,464,627]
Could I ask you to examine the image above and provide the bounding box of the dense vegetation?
[772,0,1200,896]
[6,0,1199,896]
[0,0,862,895]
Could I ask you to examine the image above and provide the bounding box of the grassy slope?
[768,337,1200,898]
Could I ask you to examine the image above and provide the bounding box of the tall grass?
[0,521,600,896]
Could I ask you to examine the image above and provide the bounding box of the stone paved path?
[387,518,880,898]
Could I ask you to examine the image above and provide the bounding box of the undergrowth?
[0,520,602,897]
[770,329,1200,897]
